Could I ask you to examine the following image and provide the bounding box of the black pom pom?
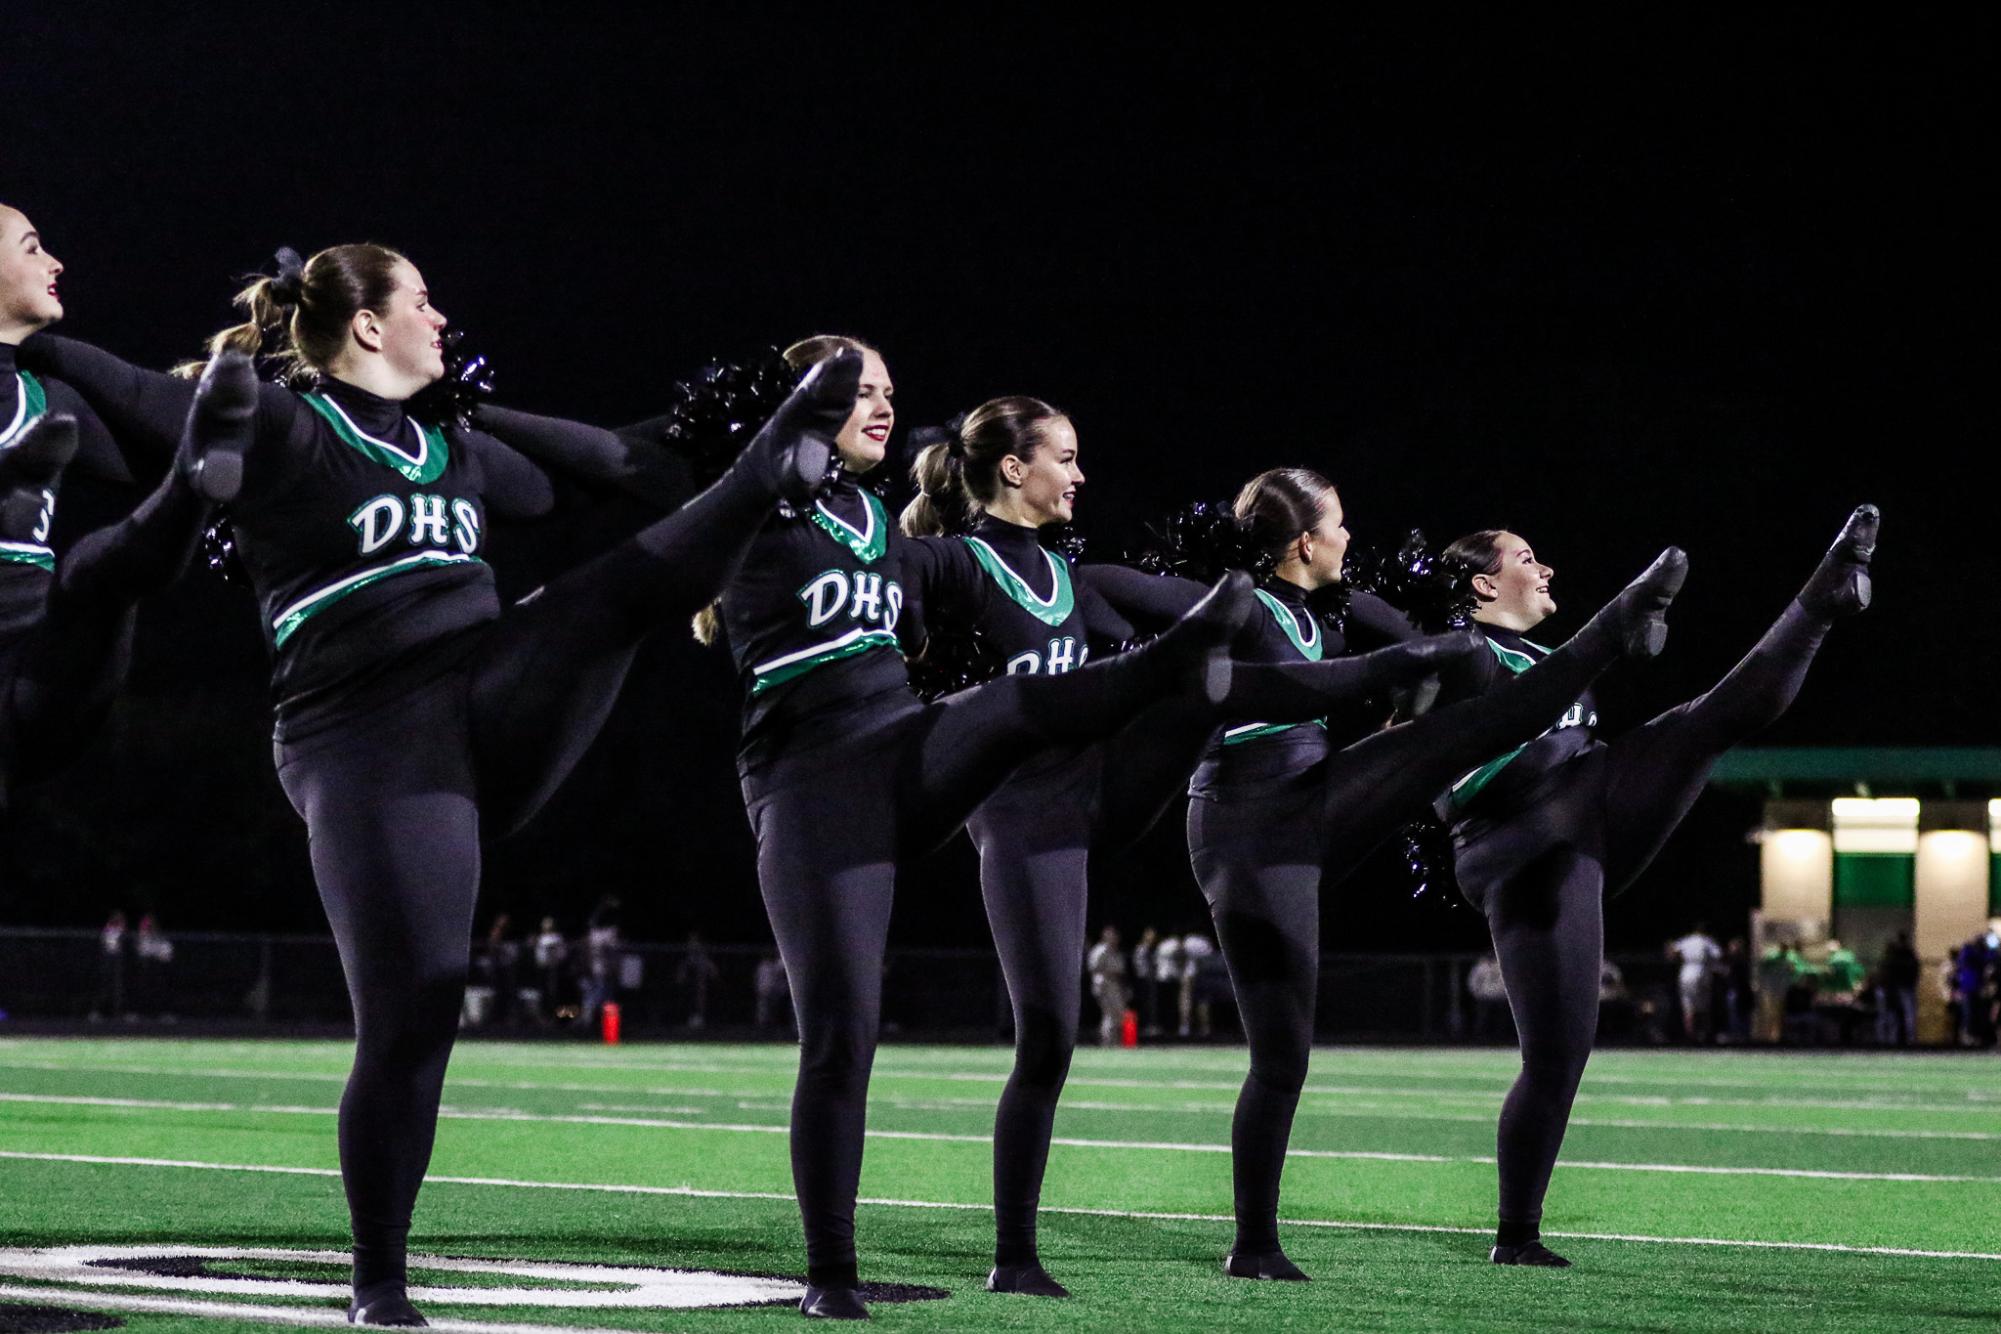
[653,349,801,489]
[906,624,1007,701]
[1042,525,1088,564]
[1345,528,1477,629]
[408,328,497,431]
[1397,818,1464,907]
[201,510,246,584]
[1131,498,1271,580]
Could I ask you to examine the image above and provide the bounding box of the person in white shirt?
[1666,924,1722,1041]
[1085,927,1130,1046]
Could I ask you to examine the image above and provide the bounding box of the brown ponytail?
[898,396,1067,538]
[182,243,408,382]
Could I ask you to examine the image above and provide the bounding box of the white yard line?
[2,1093,1996,1183]
[4,1057,1996,1118]
[1,1149,1996,1264]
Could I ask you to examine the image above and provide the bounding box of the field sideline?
[0,1038,1996,1332]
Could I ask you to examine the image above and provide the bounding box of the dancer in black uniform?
[1084,468,1689,1281]
[897,401,1476,1297]
[698,336,1309,1320]
[0,203,229,807]
[1434,509,1877,1268]
[22,244,847,1327]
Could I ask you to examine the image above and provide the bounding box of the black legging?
[1457,598,1834,1242]
[1190,624,1629,1260]
[973,699,1215,1270]
[745,624,1245,1291]
[272,450,783,1302]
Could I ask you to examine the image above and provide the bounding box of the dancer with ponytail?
[1432,510,1877,1267]
[896,402,1476,1297]
[1082,470,1689,1280]
[21,244,845,1326]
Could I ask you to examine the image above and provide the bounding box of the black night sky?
[1,10,1994,954]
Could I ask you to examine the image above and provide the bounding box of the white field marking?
[4,1093,1998,1183]
[857,1093,2001,1143]
[3,1149,2000,1265]
[0,1245,802,1309]
[0,1284,671,1334]
[23,1046,2001,1101]
[8,1056,1998,1118]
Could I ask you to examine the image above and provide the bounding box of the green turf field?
[0,1038,1997,1331]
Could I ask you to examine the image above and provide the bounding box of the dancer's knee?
[1246,1025,1313,1095]
[797,1012,880,1091]
[1517,1037,1590,1097]
[1012,1005,1078,1091]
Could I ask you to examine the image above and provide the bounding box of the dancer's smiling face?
[1001,416,1083,525]
[835,348,894,471]
[0,207,65,338]
[1472,532,1557,626]
[359,259,448,386]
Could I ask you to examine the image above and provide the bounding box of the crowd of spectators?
[1086,925,1229,1045]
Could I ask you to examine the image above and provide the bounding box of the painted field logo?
[0,1246,949,1331]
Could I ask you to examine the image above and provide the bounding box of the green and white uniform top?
[1442,626,1598,817]
[722,472,912,767]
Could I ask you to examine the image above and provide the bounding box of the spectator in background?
[1468,954,1509,1041]
[1876,931,1919,1046]
[1133,928,1162,1037]
[91,911,127,1021]
[1180,933,1219,1038]
[133,914,174,1021]
[755,953,791,1032]
[1086,927,1130,1047]
[1152,935,1185,1037]
[532,916,568,1024]
[677,932,720,1030]
[1953,933,1993,1046]
[477,914,519,1027]
[1757,938,1799,1043]
[1666,923,1722,1042]
[1721,938,1753,1044]
[1176,936,1224,1040]
[1597,958,1634,1040]
[580,896,623,1028]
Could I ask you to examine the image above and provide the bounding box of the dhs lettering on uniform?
[348,494,483,557]
[1004,636,1087,675]
[797,569,904,633]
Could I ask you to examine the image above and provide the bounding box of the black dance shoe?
[987,1262,1070,1297]
[741,348,859,508]
[184,351,258,504]
[1611,547,1689,658]
[1799,504,1879,618]
[1223,1248,1310,1281]
[1489,1240,1572,1267]
[1175,570,1257,704]
[0,413,78,540]
[346,1291,429,1326]
[799,1284,871,1319]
